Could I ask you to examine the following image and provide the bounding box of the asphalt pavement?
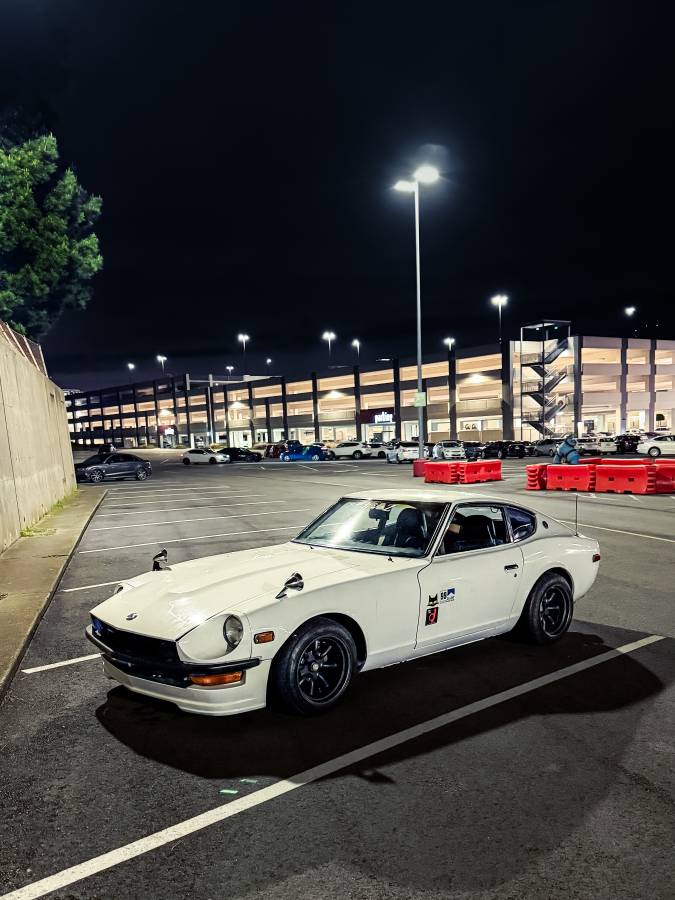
[1,453,673,899]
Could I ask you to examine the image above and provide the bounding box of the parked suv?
[432,440,466,460]
[532,438,561,457]
[332,441,373,460]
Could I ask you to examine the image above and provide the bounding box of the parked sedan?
[531,438,562,457]
[637,435,675,457]
[182,448,230,465]
[480,440,528,460]
[226,447,264,462]
[614,434,641,454]
[75,453,152,483]
[331,441,373,460]
[280,444,330,461]
[86,490,600,717]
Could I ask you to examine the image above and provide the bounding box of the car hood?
[90,542,394,640]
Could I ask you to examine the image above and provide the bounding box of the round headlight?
[224,615,244,649]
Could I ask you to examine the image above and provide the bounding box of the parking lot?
[1,453,674,899]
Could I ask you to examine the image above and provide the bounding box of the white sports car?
[86,490,600,717]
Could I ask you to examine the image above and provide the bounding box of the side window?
[108,454,124,463]
[440,505,509,555]
[506,507,536,542]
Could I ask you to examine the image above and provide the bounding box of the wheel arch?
[275,613,368,671]
[523,565,575,602]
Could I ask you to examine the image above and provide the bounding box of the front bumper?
[86,626,269,716]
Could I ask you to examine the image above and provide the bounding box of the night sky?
[1,1,674,388]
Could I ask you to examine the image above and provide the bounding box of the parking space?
[1,457,674,899]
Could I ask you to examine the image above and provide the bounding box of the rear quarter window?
[507,507,536,542]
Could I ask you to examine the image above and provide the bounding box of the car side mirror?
[275,572,304,599]
[152,548,171,572]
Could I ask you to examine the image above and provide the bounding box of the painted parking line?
[560,520,675,543]
[105,486,239,497]
[61,580,123,594]
[96,500,284,518]
[22,654,100,675]
[102,493,263,508]
[2,633,663,900]
[90,507,313,532]
[79,523,309,554]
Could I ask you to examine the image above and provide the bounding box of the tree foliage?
[0,132,102,338]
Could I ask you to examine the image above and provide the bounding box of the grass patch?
[19,489,79,538]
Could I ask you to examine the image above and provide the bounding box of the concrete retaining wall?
[0,332,75,552]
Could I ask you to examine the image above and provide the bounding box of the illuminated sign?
[357,407,396,425]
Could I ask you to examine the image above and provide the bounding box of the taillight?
[592,553,601,563]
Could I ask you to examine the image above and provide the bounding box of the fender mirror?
[275,571,304,600]
[152,548,171,572]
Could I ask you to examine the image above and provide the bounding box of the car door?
[415,503,524,655]
[105,454,129,477]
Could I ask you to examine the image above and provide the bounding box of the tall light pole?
[156,355,167,374]
[237,334,250,372]
[491,295,508,343]
[266,357,272,369]
[351,338,361,361]
[226,365,234,379]
[443,337,455,352]
[322,331,336,361]
[394,163,440,459]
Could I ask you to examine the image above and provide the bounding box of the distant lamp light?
[266,358,272,366]
[156,355,167,374]
[443,337,455,350]
[413,164,440,184]
[127,362,135,371]
[625,306,636,317]
[393,180,416,193]
[491,294,508,309]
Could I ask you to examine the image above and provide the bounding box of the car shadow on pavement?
[95,627,670,894]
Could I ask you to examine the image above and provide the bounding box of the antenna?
[574,494,579,536]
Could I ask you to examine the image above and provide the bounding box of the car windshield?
[293,498,447,558]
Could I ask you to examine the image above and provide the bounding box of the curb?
[0,487,108,703]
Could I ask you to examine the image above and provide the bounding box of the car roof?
[342,488,528,506]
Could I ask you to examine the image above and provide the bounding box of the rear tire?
[89,468,104,483]
[353,450,362,460]
[518,573,573,644]
[272,618,356,715]
[648,447,661,457]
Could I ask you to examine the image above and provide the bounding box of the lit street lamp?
[127,362,135,372]
[491,295,508,343]
[266,357,272,368]
[625,306,636,316]
[351,338,361,361]
[237,334,250,371]
[226,365,234,379]
[322,331,336,360]
[394,163,440,459]
[156,355,167,374]
[443,337,455,351]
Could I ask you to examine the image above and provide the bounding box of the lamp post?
[237,334,250,372]
[226,365,234,379]
[266,357,272,369]
[156,355,167,374]
[625,306,638,337]
[322,331,336,361]
[394,164,440,459]
[491,294,508,343]
[351,339,361,361]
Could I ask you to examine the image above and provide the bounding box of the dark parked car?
[614,434,641,454]
[480,440,528,460]
[266,440,302,458]
[461,441,483,460]
[226,447,264,462]
[532,438,561,457]
[75,453,152,483]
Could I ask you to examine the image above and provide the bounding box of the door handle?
[504,563,519,571]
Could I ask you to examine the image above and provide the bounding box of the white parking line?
[102,493,262,508]
[2,633,662,900]
[90,508,313,532]
[79,524,307,554]
[96,500,283,518]
[560,520,675,543]
[105,486,237,497]
[61,580,123,593]
[22,654,100,674]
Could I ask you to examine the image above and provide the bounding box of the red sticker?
[425,607,438,626]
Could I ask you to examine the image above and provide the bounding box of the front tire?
[352,450,362,460]
[209,457,217,465]
[518,573,573,644]
[183,458,190,465]
[89,468,104,483]
[311,454,320,461]
[272,618,356,715]
[648,447,661,457]
[135,468,148,480]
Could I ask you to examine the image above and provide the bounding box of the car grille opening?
[91,618,179,664]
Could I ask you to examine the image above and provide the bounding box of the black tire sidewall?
[521,573,573,644]
[183,458,190,465]
[272,618,356,715]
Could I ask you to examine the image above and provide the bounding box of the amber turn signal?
[190,671,243,686]
[254,631,275,644]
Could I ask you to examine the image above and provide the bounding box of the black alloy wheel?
[518,573,573,644]
[273,618,356,714]
[89,469,104,483]
[135,468,148,480]
[209,457,217,464]
[353,450,362,459]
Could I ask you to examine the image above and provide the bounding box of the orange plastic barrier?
[653,461,675,493]
[424,462,458,484]
[546,464,595,492]
[526,464,548,490]
[412,459,427,477]
[456,460,502,484]
[599,458,647,466]
[595,464,651,494]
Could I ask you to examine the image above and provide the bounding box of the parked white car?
[637,434,675,457]
[583,435,617,455]
[331,441,372,460]
[86,490,600,717]
[386,441,422,463]
[433,440,466,460]
[182,448,230,465]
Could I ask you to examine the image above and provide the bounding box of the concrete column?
[447,350,457,440]
[421,377,428,442]
[132,384,141,447]
[619,339,628,433]
[247,382,255,441]
[184,374,192,447]
[116,388,123,447]
[393,358,402,440]
[573,335,583,435]
[152,380,161,447]
[647,340,656,431]
[353,365,362,441]
[281,377,289,440]
[206,376,215,443]
[265,398,272,440]
[500,342,514,440]
[223,385,231,446]
[311,372,320,442]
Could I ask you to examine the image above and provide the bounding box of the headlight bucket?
[224,615,244,649]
